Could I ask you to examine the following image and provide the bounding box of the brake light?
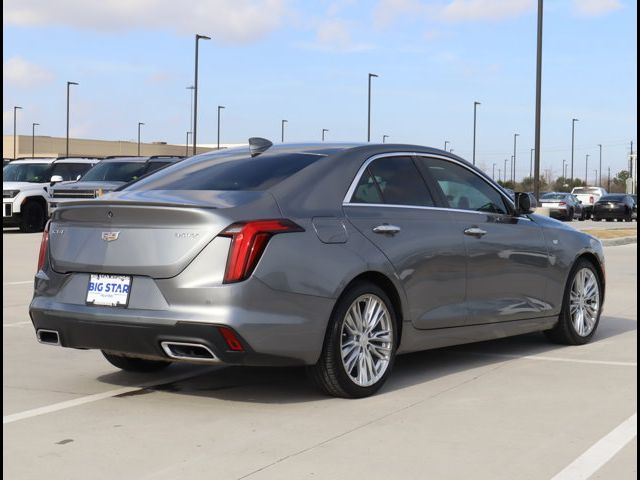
[219,219,304,283]
[589,196,595,204]
[559,201,566,206]
[218,326,244,351]
[37,221,51,271]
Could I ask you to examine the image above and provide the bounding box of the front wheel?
[308,282,397,398]
[102,351,172,372]
[545,259,602,345]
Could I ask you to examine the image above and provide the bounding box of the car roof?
[9,157,101,165]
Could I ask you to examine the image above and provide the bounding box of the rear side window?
[127,152,322,191]
[351,156,434,206]
[420,158,509,214]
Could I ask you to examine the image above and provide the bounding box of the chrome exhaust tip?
[160,341,218,363]
[36,329,61,346]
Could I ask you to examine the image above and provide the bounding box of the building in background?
[3,135,245,159]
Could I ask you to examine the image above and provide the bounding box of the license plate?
[86,274,131,307]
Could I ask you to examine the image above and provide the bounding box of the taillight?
[589,196,595,204]
[219,219,304,283]
[37,221,51,271]
[559,201,566,206]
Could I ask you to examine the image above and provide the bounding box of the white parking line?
[3,321,32,328]
[3,280,33,285]
[468,352,637,367]
[3,367,218,425]
[551,413,637,480]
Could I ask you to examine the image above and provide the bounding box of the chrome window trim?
[342,151,517,212]
[343,202,533,221]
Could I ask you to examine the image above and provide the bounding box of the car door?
[416,155,552,325]
[343,153,468,329]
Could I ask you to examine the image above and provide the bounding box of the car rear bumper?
[593,209,627,219]
[29,273,335,366]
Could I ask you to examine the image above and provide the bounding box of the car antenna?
[248,137,273,157]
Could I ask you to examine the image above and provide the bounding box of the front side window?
[351,156,434,206]
[419,158,509,214]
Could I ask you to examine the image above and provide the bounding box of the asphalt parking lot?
[3,230,637,480]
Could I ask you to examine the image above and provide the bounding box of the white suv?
[571,186,608,219]
[3,157,100,232]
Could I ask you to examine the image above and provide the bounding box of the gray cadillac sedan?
[30,140,605,398]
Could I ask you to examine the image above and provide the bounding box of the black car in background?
[592,194,637,222]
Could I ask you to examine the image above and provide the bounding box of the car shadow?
[96,315,636,404]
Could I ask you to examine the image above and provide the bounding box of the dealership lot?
[3,230,636,479]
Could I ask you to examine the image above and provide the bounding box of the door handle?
[372,224,401,235]
[464,227,487,238]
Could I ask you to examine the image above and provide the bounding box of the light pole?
[504,158,508,183]
[533,0,544,200]
[193,34,211,155]
[444,140,450,151]
[472,101,481,165]
[598,144,602,186]
[512,133,519,183]
[585,154,590,185]
[367,73,378,142]
[562,159,567,179]
[217,105,225,150]
[185,132,191,157]
[607,166,611,191]
[137,122,144,156]
[13,106,22,160]
[383,135,389,144]
[594,169,598,187]
[281,119,288,143]
[322,129,329,142]
[530,148,534,179]
[571,118,579,181]
[66,81,78,157]
[32,122,39,159]
[498,168,502,182]
[186,85,194,138]
[492,163,496,180]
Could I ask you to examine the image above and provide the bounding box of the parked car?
[539,192,584,221]
[525,192,539,209]
[571,187,607,219]
[3,157,101,232]
[592,194,636,222]
[30,140,605,398]
[631,195,638,221]
[3,158,12,168]
[47,156,183,214]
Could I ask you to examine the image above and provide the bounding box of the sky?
[3,0,637,180]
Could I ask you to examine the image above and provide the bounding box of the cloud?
[306,19,374,52]
[374,0,534,26]
[3,0,290,43]
[439,0,534,22]
[3,57,54,88]
[572,0,623,16]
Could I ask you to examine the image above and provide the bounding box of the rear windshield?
[599,195,626,202]
[572,188,600,194]
[126,151,323,191]
[541,193,567,200]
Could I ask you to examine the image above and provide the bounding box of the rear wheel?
[545,259,602,345]
[308,282,397,398]
[19,201,46,233]
[102,351,172,372]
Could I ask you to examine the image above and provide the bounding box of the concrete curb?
[601,236,637,247]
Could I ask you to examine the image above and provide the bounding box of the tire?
[566,209,574,222]
[545,259,602,345]
[19,201,46,233]
[578,210,585,221]
[606,218,614,222]
[308,281,397,398]
[102,351,172,372]
[591,216,599,222]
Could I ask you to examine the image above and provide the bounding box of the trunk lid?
[49,190,281,278]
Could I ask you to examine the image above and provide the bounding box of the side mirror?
[50,175,63,185]
[514,192,532,215]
